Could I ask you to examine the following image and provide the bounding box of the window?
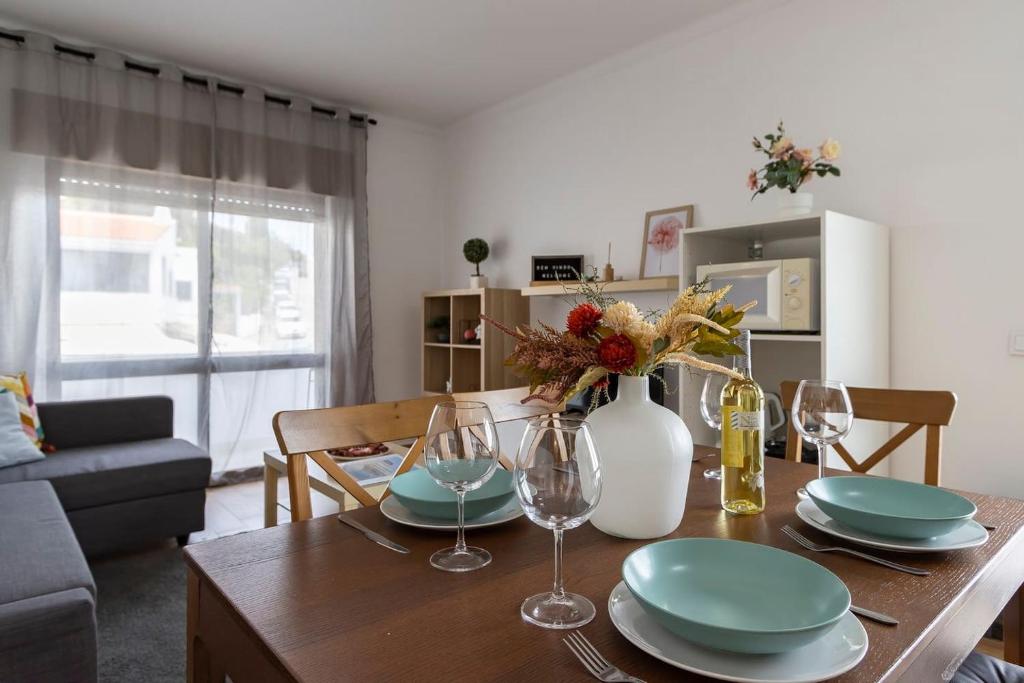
[54,164,329,474]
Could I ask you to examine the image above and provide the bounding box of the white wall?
[368,115,447,401]
[442,0,1024,498]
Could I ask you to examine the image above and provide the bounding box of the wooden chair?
[779,381,957,485]
[272,388,559,522]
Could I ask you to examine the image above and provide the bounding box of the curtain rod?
[0,29,377,126]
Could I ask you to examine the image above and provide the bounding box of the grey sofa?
[0,395,210,681]
[0,395,211,556]
[0,480,97,682]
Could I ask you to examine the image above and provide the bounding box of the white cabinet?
[679,211,890,472]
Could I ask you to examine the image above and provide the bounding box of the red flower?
[597,334,637,373]
[566,303,602,338]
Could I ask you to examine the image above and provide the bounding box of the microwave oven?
[695,258,819,332]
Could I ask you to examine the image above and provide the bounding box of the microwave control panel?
[781,258,819,331]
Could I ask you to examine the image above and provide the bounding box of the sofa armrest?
[38,395,174,449]
[0,588,97,682]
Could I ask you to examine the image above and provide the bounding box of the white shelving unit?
[679,211,890,472]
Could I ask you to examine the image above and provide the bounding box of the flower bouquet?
[748,121,841,197]
[484,278,754,407]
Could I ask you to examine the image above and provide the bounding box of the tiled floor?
[188,474,343,543]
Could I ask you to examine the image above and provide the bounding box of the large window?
[54,165,330,475]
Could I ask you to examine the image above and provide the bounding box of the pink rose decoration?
[648,216,682,254]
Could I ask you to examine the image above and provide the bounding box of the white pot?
[587,375,694,539]
[469,275,488,289]
[776,190,814,217]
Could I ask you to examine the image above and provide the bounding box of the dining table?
[184,446,1024,682]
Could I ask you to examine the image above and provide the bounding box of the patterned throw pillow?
[0,372,44,448]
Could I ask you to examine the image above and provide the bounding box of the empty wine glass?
[423,401,499,572]
[792,380,854,499]
[699,372,729,480]
[514,417,602,629]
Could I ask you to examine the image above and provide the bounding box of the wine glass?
[423,401,500,572]
[514,417,602,629]
[699,372,729,480]
[792,380,854,499]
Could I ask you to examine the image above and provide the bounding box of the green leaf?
[829,167,841,176]
[651,336,670,355]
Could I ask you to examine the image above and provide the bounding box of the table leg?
[1005,583,1023,665]
[188,567,227,683]
[264,464,279,528]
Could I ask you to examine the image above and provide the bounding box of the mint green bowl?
[622,538,850,654]
[806,476,976,540]
[388,468,514,520]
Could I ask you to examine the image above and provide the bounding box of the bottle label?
[721,407,762,468]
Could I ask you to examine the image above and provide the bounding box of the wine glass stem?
[455,489,467,553]
[551,529,566,600]
[817,443,826,479]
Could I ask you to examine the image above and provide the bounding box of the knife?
[337,515,411,554]
[850,604,898,626]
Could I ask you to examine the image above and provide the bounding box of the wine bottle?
[720,330,766,514]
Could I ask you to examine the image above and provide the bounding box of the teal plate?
[806,476,976,540]
[388,468,514,520]
[622,538,850,655]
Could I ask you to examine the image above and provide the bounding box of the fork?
[782,525,930,576]
[563,631,646,683]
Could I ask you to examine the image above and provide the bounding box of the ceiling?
[0,0,745,125]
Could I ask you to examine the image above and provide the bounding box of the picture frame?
[639,204,693,278]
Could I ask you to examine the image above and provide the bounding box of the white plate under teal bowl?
[805,476,976,540]
[795,499,988,554]
[379,495,523,530]
[608,582,868,683]
[388,468,515,520]
[622,538,850,654]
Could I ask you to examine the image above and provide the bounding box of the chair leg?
[176,534,190,546]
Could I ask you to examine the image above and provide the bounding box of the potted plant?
[748,121,841,216]
[427,315,449,343]
[463,238,490,288]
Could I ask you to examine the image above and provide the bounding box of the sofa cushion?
[0,391,44,469]
[0,481,94,605]
[0,438,210,511]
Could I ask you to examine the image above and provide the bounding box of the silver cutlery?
[563,631,646,683]
[782,525,930,576]
[850,604,899,626]
[337,515,410,554]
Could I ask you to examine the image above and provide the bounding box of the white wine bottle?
[720,330,766,514]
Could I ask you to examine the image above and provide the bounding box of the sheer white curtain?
[0,31,374,477]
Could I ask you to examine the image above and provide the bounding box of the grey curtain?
[0,30,373,474]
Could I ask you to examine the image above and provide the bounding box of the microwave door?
[703,264,781,330]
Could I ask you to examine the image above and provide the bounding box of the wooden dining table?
[185,447,1024,682]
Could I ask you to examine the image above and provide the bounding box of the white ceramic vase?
[587,375,694,539]
[776,190,814,217]
[469,274,488,289]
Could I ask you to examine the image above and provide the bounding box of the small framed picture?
[640,205,693,278]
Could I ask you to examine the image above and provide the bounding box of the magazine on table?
[339,452,418,486]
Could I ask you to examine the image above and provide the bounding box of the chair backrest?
[779,381,957,485]
[274,394,451,520]
[273,388,559,522]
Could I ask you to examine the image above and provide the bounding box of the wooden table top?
[185,448,1024,682]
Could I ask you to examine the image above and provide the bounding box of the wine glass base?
[430,546,491,572]
[703,467,722,480]
[520,592,596,630]
[796,487,810,500]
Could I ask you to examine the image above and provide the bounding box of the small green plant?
[463,238,489,276]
